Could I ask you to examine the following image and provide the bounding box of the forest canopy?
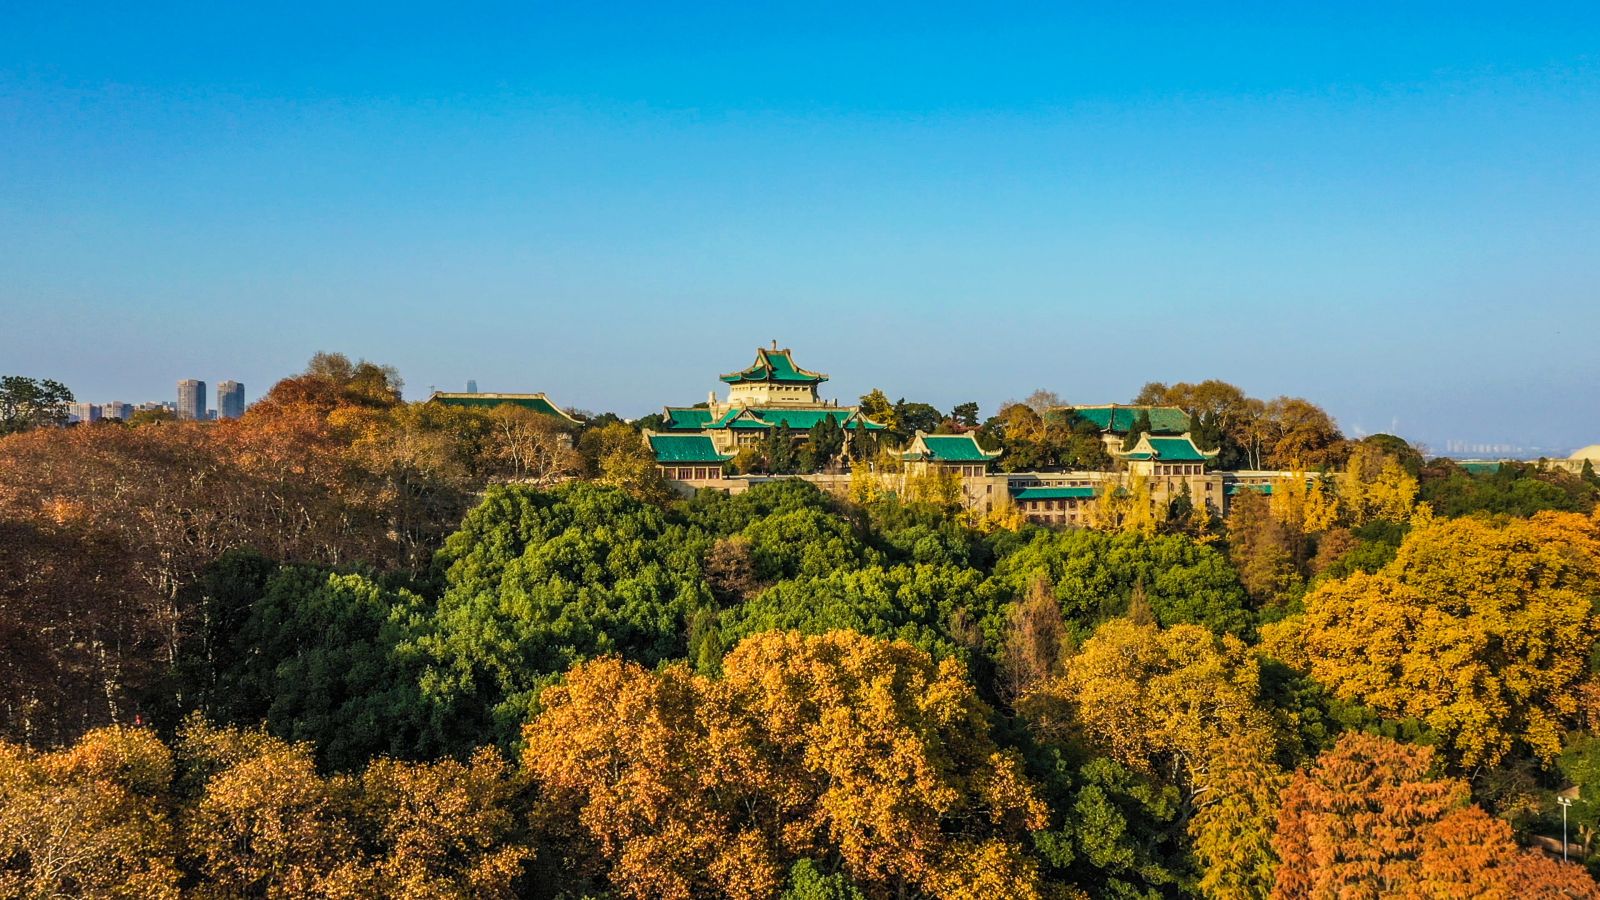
[3,357,1599,898]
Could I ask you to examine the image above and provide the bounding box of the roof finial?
[771,339,778,350]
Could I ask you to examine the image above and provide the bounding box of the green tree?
[1120,410,1152,452]
[893,399,944,441]
[413,483,711,752]
[0,375,73,434]
[988,528,1253,637]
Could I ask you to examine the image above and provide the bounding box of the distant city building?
[68,402,101,424]
[103,402,134,421]
[466,379,478,394]
[217,381,245,419]
[177,379,206,421]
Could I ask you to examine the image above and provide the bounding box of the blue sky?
[3,3,1597,451]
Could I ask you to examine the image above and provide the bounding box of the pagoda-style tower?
[718,342,828,408]
[647,344,887,472]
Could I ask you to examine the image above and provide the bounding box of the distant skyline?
[3,4,1597,450]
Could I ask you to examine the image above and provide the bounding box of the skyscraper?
[68,402,101,424]
[103,402,133,421]
[217,381,245,419]
[177,379,206,421]
[466,379,478,394]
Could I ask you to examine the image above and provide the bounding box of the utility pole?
[1558,795,1574,862]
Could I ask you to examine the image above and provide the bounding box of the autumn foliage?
[4,360,1600,898]
[525,631,1050,900]
[1272,733,1599,898]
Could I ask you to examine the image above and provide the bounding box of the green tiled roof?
[1456,460,1504,475]
[1014,486,1097,501]
[720,347,828,385]
[1224,483,1273,496]
[1146,436,1212,462]
[428,392,579,423]
[662,407,714,430]
[749,409,878,430]
[903,434,998,462]
[701,407,886,431]
[1122,451,1153,460]
[1067,405,1190,435]
[648,434,733,463]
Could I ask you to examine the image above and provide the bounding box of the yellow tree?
[1265,513,1600,767]
[720,630,1049,899]
[1027,619,1286,899]
[1087,474,1157,535]
[0,727,181,898]
[1339,441,1418,526]
[522,656,789,900]
[1269,473,1337,538]
[526,633,1051,900]
[582,423,672,504]
[177,720,369,899]
[355,749,531,899]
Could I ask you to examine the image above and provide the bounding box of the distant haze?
[3,4,1597,452]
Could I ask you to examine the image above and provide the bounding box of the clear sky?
[3,3,1597,452]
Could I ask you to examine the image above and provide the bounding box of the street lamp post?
[1558,796,1574,862]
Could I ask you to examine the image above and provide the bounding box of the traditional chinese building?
[641,344,1315,524]
[648,345,886,483]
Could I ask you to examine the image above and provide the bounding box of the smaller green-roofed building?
[1121,432,1217,473]
[899,432,1001,478]
[647,433,734,486]
[647,433,734,463]
[427,391,581,424]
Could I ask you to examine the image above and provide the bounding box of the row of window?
[659,466,723,481]
[937,463,988,477]
[1021,498,1084,511]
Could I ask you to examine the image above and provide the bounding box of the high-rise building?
[177,379,207,421]
[103,402,134,421]
[217,381,245,419]
[68,402,101,424]
[466,379,478,394]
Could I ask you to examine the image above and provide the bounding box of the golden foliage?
[1088,474,1158,535]
[1029,619,1286,899]
[1265,513,1600,766]
[525,631,1050,900]
[1269,473,1337,536]
[0,727,181,898]
[178,722,366,899]
[522,656,784,900]
[356,750,531,899]
[1338,442,1418,526]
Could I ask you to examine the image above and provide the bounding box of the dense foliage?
[4,360,1600,898]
